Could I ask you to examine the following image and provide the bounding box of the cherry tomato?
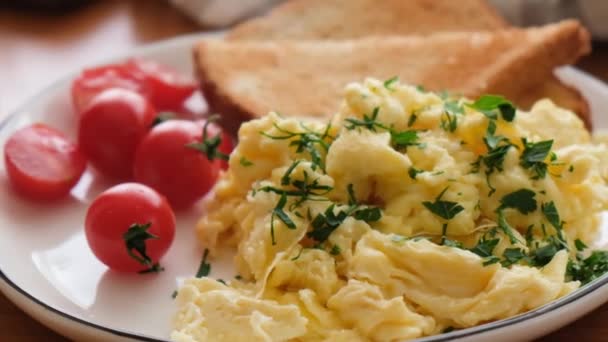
[126,58,198,112]
[78,88,156,179]
[133,120,221,209]
[71,64,148,115]
[4,124,86,200]
[85,183,175,273]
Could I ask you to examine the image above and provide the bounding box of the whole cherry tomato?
[78,88,156,179]
[85,183,175,273]
[133,120,225,209]
[4,124,86,200]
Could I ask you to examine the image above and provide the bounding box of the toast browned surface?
[228,0,508,39]
[196,21,590,131]
[226,0,591,128]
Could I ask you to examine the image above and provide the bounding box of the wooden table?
[1,1,607,341]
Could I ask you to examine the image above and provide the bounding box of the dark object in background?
[1,0,94,11]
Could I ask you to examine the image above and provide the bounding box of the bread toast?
[227,0,591,128]
[228,0,508,40]
[196,21,590,132]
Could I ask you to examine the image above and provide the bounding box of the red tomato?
[4,124,86,200]
[85,183,175,273]
[71,64,148,115]
[78,88,156,179]
[133,120,221,209]
[125,58,198,112]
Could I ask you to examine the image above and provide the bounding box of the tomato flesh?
[78,88,156,179]
[200,120,234,170]
[4,124,86,200]
[85,183,175,272]
[133,120,220,209]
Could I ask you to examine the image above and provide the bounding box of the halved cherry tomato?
[85,183,175,273]
[71,59,198,115]
[71,64,148,115]
[126,58,198,112]
[78,88,156,179]
[133,120,221,209]
[4,124,86,200]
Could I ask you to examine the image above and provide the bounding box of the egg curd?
[172,78,608,341]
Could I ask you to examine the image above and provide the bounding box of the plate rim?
[2,33,608,341]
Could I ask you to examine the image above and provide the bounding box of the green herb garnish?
[261,121,332,171]
[383,76,399,90]
[186,115,230,162]
[195,248,211,278]
[520,139,553,179]
[499,188,537,214]
[330,245,342,255]
[468,95,516,121]
[501,248,528,267]
[239,156,253,167]
[568,250,608,284]
[123,222,163,273]
[422,188,464,243]
[408,166,423,180]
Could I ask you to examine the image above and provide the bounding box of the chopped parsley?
[468,95,516,122]
[186,115,230,162]
[496,210,522,244]
[541,201,563,230]
[473,120,515,195]
[239,156,253,167]
[520,139,553,179]
[575,239,588,252]
[391,130,419,150]
[407,113,418,127]
[408,166,423,180]
[270,193,296,245]
[440,100,463,132]
[529,236,567,267]
[501,248,528,267]
[422,188,464,244]
[330,244,341,255]
[307,205,349,242]
[261,121,332,171]
[123,223,163,273]
[470,234,501,265]
[195,248,211,278]
[422,188,465,221]
[345,107,419,150]
[352,207,382,222]
[383,76,399,90]
[498,188,537,214]
[568,250,608,284]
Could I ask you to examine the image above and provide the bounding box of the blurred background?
[0,0,607,341]
[1,0,607,115]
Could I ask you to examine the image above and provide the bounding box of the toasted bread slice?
[228,0,591,128]
[196,21,590,131]
[228,0,508,39]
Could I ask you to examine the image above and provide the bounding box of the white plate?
[1,33,608,342]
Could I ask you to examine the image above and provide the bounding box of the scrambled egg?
[172,79,608,341]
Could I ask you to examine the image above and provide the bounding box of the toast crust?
[196,21,590,130]
[225,0,591,128]
[229,0,508,40]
